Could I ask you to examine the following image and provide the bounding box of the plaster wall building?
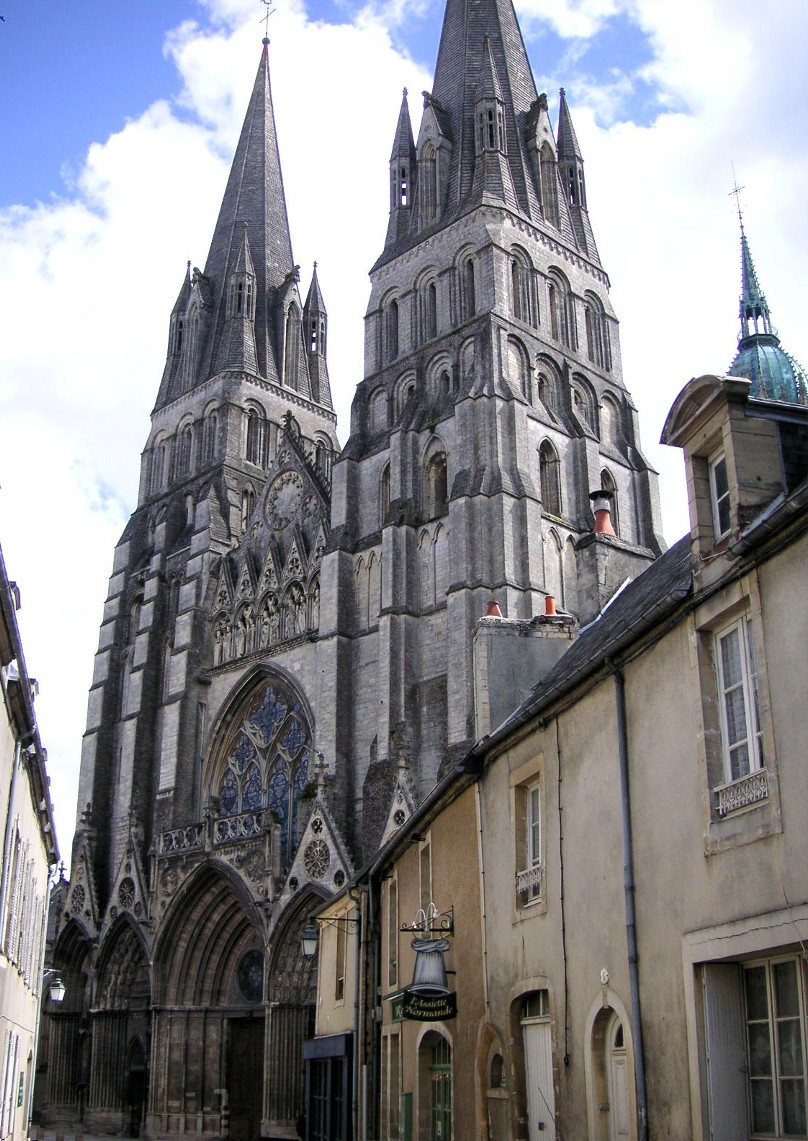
[0,543,59,1141]
[361,336,808,1139]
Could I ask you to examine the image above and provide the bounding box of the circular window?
[334,869,345,888]
[393,809,406,826]
[237,950,264,1003]
[311,817,324,835]
[119,877,135,909]
[304,839,330,880]
[71,884,86,915]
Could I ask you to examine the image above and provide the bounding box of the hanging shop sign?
[390,988,458,1022]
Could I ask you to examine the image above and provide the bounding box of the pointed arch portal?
[150,865,266,1139]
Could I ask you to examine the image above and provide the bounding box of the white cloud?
[0,0,805,866]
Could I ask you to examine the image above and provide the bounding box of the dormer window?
[709,453,731,539]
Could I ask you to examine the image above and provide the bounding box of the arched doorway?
[264,896,320,1134]
[151,866,265,1140]
[589,1005,634,1141]
[605,1015,630,1141]
[33,918,93,1128]
[88,918,150,1135]
[418,1031,452,1141]
[125,1039,147,1137]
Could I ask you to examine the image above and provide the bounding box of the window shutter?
[702,963,749,1140]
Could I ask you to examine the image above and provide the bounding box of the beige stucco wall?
[379,782,488,1140]
[478,526,808,1139]
[0,699,51,1141]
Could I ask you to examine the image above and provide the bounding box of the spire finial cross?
[260,0,275,42]
[729,163,746,227]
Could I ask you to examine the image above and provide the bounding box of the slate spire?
[430,0,538,215]
[303,262,333,409]
[155,38,299,407]
[385,90,417,248]
[555,88,599,258]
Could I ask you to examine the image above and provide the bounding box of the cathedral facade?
[38,0,665,1137]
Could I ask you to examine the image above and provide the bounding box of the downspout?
[366,870,381,1141]
[349,884,365,1141]
[612,665,649,1141]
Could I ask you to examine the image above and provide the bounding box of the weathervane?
[260,0,276,40]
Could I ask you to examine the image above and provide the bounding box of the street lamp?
[301,924,319,959]
[43,969,65,1003]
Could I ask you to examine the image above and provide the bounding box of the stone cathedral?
[38,0,665,1136]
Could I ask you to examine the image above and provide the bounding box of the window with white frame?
[709,452,731,539]
[702,957,808,1140]
[715,617,764,784]
[743,957,807,1137]
[516,779,543,904]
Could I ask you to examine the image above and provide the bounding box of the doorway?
[228,1019,265,1141]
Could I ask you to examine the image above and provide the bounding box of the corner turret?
[385,90,417,249]
[303,262,332,409]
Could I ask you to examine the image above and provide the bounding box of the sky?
[0,0,806,871]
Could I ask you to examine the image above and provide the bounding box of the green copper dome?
[727,222,808,406]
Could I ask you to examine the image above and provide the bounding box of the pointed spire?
[385,90,417,249]
[196,40,295,391]
[303,263,332,409]
[215,224,258,374]
[555,88,600,259]
[738,221,772,339]
[728,215,808,405]
[556,88,583,163]
[431,0,538,215]
[475,36,504,103]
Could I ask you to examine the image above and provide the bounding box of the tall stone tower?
[39,2,663,1139]
[325,0,664,838]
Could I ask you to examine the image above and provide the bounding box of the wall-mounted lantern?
[300,914,360,959]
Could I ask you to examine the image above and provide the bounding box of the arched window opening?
[399,165,409,207]
[424,450,448,520]
[507,338,529,398]
[539,441,562,517]
[241,487,255,534]
[573,384,597,432]
[585,297,612,371]
[437,370,451,403]
[314,438,332,482]
[380,464,391,527]
[150,441,167,495]
[384,300,399,364]
[284,307,301,389]
[420,145,438,221]
[424,281,438,342]
[176,424,193,480]
[487,109,495,148]
[548,274,575,349]
[600,468,620,536]
[538,372,559,415]
[370,388,388,432]
[202,411,218,464]
[601,396,622,447]
[175,318,184,355]
[540,144,559,228]
[545,530,563,605]
[463,258,476,320]
[246,409,268,468]
[512,258,530,324]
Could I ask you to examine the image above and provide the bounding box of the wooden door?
[229,1019,265,1141]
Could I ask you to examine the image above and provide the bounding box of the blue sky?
[1,0,806,866]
